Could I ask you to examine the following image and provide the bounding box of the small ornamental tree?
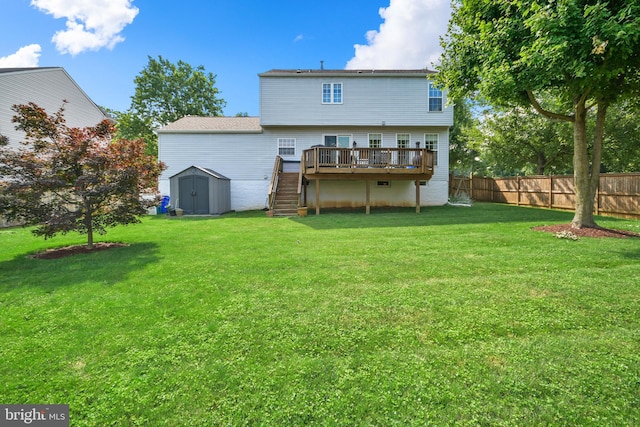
[0,102,166,248]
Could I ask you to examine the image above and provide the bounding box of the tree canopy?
[437,0,640,228]
[474,102,574,176]
[0,103,166,248]
[116,55,226,156]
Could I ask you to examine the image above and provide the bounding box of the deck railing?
[302,147,434,175]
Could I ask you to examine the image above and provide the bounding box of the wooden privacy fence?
[450,173,640,219]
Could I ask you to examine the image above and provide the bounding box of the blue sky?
[1,0,451,117]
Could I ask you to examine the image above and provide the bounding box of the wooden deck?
[302,147,434,180]
[299,147,435,214]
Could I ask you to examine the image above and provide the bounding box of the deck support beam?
[315,180,320,215]
[416,180,421,213]
[365,180,371,215]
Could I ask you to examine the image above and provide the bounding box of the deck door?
[324,135,351,165]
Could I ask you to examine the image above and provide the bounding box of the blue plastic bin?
[159,196,170,214]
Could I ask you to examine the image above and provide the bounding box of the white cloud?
[345,0,451,70]
[30,0,139,56]
[0,44,42,67]
[294,34,304,43]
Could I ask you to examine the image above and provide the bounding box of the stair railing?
[297,154,305,207]
[267,156,283,212]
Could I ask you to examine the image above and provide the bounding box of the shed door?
[179,175,210,214]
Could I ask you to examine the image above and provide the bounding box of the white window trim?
[322,134,352,147]
[368,133,382,148]
[424,133,438,166]
[277,137,296,157]
[322,82,343,104]
[396,133,411,148]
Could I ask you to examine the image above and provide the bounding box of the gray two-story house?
[158,68,453,215]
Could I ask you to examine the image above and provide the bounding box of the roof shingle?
[159,116,262,133]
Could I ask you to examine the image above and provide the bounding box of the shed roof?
[159,116,262,134]
[169,165,230,180]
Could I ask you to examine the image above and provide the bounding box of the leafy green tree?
[437,0,640,228]
[475,104,574,176]
[0,103,166,248]
[448,98,480,175]
[601,99,640,172]
[118,55,226,156]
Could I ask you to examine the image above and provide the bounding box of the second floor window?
[322,83,342,104]
[428,82,443,112]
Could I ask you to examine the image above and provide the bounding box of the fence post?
[548,175,553,209]
[595,176,601,215]
[469,172,474,200]
[516,176,521,206]
[492,177,495,201]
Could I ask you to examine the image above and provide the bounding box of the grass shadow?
[289,203,577,230]
[0,242,160,293]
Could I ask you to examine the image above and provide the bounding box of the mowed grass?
[1,203,639,426]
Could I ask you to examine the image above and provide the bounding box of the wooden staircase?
[272,172,299,216]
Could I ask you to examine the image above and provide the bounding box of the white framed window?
[368,133,382,148]
[278,138,296,157]
[397,133,411,165]
[428,82,443,112]
[424,133,438,166]
[396,133,411,148]
[322,83,343,104]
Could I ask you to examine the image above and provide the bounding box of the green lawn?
[1,203,639,426]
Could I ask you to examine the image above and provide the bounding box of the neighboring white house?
[0,67,109,148]
[158,68,453,213]
[0,67,110,227]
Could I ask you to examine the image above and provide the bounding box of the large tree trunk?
[536,152,546,175]
[571,99,606,229]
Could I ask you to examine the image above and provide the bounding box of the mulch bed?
[30,242,129,259]
[532,224,640,239]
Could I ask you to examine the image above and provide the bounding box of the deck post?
[365,180,371,215]
[416,180,421,213]
[315,180,320,215]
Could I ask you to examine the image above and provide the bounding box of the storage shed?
[169,166,231,215]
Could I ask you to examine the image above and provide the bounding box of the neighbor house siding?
[0,68,107,148]
[260,75,453,127]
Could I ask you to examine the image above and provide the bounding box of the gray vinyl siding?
[260,76,453,127]
[0,68,107,148]
[158,132,276,210]
[159,133,275,182]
